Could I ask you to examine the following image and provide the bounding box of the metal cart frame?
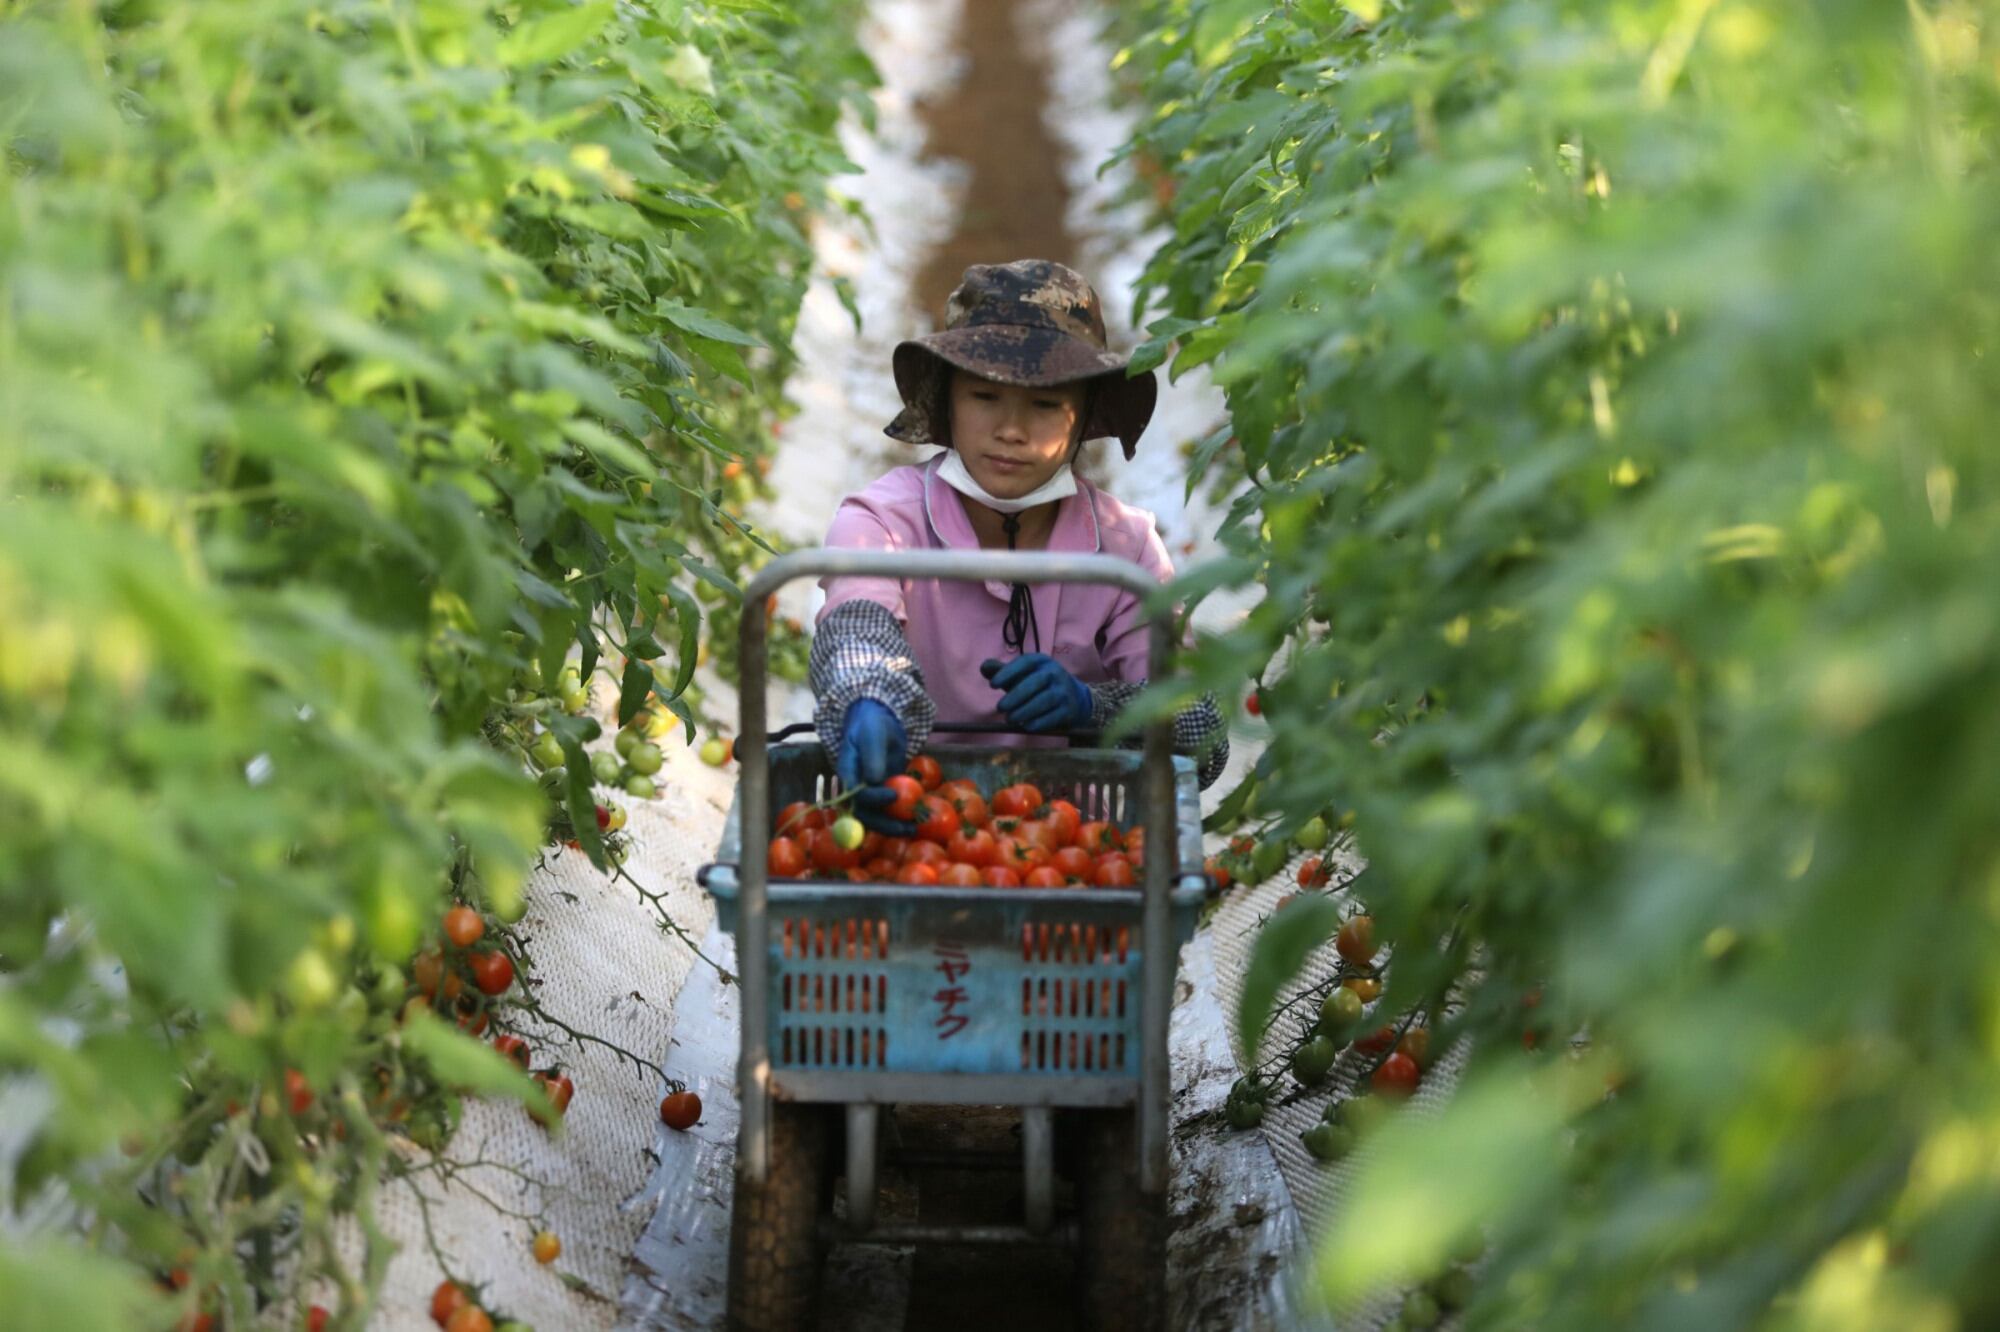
[708,548,1201,1329]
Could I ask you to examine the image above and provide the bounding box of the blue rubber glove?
[981,655,1094,734]
[836,699,916,836]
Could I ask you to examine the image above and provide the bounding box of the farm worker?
[809,259,1228,834]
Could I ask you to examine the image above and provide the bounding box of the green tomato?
[591,750,623,785]
[699,738,728,766]
[615,727,641,759]
[1251,839,1287,884]
[1296,816,1329,851]
[524,658,544,688]
[371,965,405,1007]
[1319,985,1365,1036]
[1291,1033,1337,1087]
[1401,1290,1441,1329]
[625,775,657,800]
[335,985,370,1031]
[530,733,565,770]
[561,688,590,715]
[1344,1094,1390,1139]
[1224,1097,1265,1131]
[1301,1121,1354,1162]
[628,742,664,776]
[366,887,421,961]
[641,709,673,739]
[830,816,865,851]
[606,804,628,832]
[284,949,339,1010]
[1433,1268,1475,1311]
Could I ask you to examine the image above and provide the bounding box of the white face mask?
[934,448,1078,515]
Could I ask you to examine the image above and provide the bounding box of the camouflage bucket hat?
[885,259,1159,459]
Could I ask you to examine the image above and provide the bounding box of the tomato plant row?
[0,0,872,1325]
[1117,0,2000,1324]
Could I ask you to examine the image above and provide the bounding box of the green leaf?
[499,2,615,66]
[617,655,654,728]
[1238,893,1342,1061]
[657,580,702,700]
[400,1012,540,1103]
[0,1241,154,1331]
[656,301,765,348]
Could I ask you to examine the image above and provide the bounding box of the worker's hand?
[836,699,917,836]
[981,655,1094,734]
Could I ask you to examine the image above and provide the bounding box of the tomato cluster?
[765,763,1146,890]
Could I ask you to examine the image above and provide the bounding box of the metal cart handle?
[733,549,1181,1195]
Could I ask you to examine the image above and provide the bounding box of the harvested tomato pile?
[767,759,1155,888]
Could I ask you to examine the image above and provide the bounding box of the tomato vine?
[0,0,872,1324]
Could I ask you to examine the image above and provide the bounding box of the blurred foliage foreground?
[1115,0,2000,1328]
[0,1,871,1327]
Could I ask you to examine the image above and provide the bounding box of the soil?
[913,0,1079,323]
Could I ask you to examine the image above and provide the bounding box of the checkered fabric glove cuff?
[809,599,937,769]
[1086,680,1230,790]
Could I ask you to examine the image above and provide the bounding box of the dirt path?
[913,1,1079,318]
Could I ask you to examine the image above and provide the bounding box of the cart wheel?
[727,1103,831,1332]
[1077,1107,1166,1332]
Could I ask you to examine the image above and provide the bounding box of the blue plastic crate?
[700,743,1206,1102]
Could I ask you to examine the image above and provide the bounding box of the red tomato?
[540,1072,575,1114]
[895,863,940,886]
[284,1068,313,1116]
[468,950,514,996]
[768,836,806,878]
[885,775,924,820]
[1051,846,1095,883]
[902,840,950,869]
[939,862,983,888]
[915,800,961,845]
[947,789,990,827]
[1336,914,1377,966]
[907,755,944,790]
[1016,819,1061,855]
[493,1034,531,1070]
[659,1090,702,1130]
[445,1309,493,1332]
[809,831,861,874]
[1245,690,1262,716]
[945,827,998,867]
[845,867,871,882]
[1074,820,1122,854]
[864,857,899,880]
[877,836,909,863]
[936,779,989,826]
[775,801,825,835]
[1042,799,1082,844]
[1204,856,1233,890]
[858,831,885,861]
[307,1307,331,1332]
[1372,1052,1421,1098]
[981,866,1023,888]
[412,949,444,1000]
[443,905,484,949]
[1093,854,1137,888]
[1298,856,1331,888]
[430,1280,469,1327]
[1024,866,1066,889]
[1398,1028,1431,1067]
[995,835,1048,871]
[993,783,1044,820]
[1355,1025,1397,1056]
